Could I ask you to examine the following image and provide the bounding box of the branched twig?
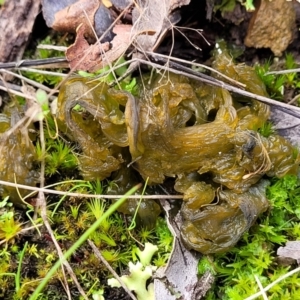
[88,240,138,300]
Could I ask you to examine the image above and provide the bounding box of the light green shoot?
[35,89,50,121]
[240,0,255,11]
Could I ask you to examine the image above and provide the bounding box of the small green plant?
[214,0,255,14]
[78,56,139,95]
[284,53,298,87]
[255,61,285,100]
[22,36,66,86]
[255,53,300,102]
[35,113,78,177]
[0,197,22,243]
[36,138,78,176]
[258,121,275,138]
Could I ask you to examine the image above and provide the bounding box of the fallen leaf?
[66,24,132,72]
[42,0,113,41]
[66,24,110,71]
[52,0,100,38]
[271,107,300,147]
[277,241,300,261]
[154,200,213,300]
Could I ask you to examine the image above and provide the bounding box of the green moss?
[257,121,275,138]
[255,53,300,102]
[214,0,255,14]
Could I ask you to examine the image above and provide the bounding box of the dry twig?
[88,240,138,300]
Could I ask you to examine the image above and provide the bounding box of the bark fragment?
[0,0,41,62]
[244,0,296,56]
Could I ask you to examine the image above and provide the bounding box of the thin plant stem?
[254,275,268,300]
[15,241,28,292]
[29,184,141,300]
[88,240,138,300]
[245,266,300,300]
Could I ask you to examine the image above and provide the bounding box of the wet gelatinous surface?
[0,106,39,207]
[56,50,299,253]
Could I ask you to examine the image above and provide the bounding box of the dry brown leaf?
[66,24,110,71]
[52,0,100,39]
[66,24,132,72]
[42,0,114,41]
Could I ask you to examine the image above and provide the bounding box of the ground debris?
[66,24,132,71]
[42,0,191,71]
[42,0,113,41]
[277,241,300,264]
[244,0,296,56]
[0,0,41,62]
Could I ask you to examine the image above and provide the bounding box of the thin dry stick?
[0,57,68,69]
[17,67,68,77]
[288,93,300,105]
[98,55,300,118]
[38,192,75,300]
[3,52,299,118]
[266,68,300,75]
[145,51,246,88]
[0,69,57,93]
[245,266,300,300]
[0,179,184,200]
[0,85,36,100]
[37,119,88,300]
[254,275,268,300]
[88,240,138,300]
[37,45,67,52]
